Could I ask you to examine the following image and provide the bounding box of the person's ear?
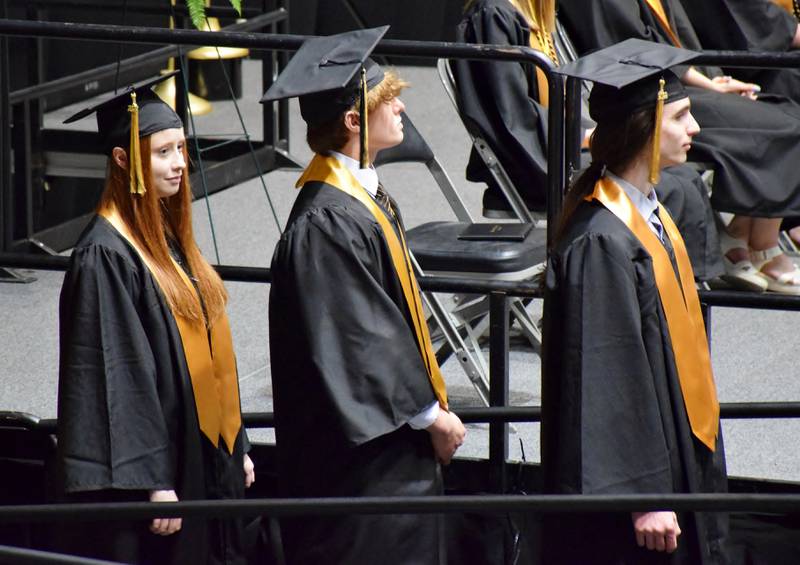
[343,110,360,134]
[111,147,128,170]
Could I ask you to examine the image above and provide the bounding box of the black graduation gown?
[558,0,800,217]
[455,0,722,278]
[57,216,248,565]
[453,0,550,211]
[269,181,444,565]
[678,0,800,103]
[542,201,730,564]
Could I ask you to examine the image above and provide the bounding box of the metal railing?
[2,20,800,560]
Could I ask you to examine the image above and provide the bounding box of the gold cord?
[127,91,147,195]
[649,78,668,185]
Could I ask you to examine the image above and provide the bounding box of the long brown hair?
[557,107,655,242]
[98,135,227,325]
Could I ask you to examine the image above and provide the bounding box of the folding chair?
[436,58,540,225]
[375,113,546,405]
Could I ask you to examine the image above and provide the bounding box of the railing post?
[489,291,510,493]
[564,76,582,186]
[0,0,11,252]
[701,302,712,349]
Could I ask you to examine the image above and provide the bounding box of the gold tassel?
[649,78,668,185]
[359,67,369,169]
[128,92,147,195]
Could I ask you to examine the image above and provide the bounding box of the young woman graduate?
[542,39,729,564]
[263,28,466,565]
[56,72,254,564]
[452,0,723,281]
[558,0,800,295]
[679,0,800,104]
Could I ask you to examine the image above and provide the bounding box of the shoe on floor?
[719,230,767,292]
[752,246,800,295]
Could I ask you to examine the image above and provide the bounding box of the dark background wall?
[9,0,467,95]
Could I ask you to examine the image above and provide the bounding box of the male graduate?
[542,40,729,564]
[263,27,465,565]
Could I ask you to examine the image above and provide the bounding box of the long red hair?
[98,135,228,325]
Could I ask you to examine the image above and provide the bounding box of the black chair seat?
[407,221,546,276]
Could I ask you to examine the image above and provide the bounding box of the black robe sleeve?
[269,202,436,452]
[543,229,674,495]
[558,0,717,76]
[558,0,662,53]
[58,244,173,493]
[679,0,796,52]
[452,0,549,209]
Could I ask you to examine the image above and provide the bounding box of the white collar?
[606,171,660,226]
[329,151,379,197]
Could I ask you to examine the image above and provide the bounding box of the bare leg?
[723,215,752,263]
[750,218,798,280]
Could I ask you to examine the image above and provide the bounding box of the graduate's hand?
[710,76,759,100]
[243,453,255,488]
[631,511,681,553]
[148,490,182,536]
[427,410,466,465]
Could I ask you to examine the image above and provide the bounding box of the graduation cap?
[553,38,699,184]
[260,26,390,169]
[64,71,183,195]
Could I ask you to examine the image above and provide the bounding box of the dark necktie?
[653,208,682,284]
[375,183,396,220]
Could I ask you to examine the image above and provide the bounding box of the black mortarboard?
[64,71,183,195]
[64,71,183,155]
[260,26,390,168]
[553,38,698,121]
[553,38,699,183]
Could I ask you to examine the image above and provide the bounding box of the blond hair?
[306,69,409,154]
[506,0,556,33]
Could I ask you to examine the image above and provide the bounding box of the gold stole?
[295,154,449,409]
[100,207,242,454]
[643,0,684,47]
[771,0,794,14]
[587,178,719,451]
[528,27,554,107]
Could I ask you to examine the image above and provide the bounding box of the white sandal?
[719,230,768,292]
[752,246,800,295]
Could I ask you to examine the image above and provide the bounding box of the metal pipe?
[7,251,800,310]
[694,50,800,69]
[0,544,118,564]
[18,0,263,18]
[545,72,564,249]
[489,292,510,493]
[2,493,800,524]
[0,0,10,251]
[0,19,556,67]
[17,402,800,436]
[564,76,583,187]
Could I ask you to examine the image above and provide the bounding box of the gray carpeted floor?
[2,61,798,483]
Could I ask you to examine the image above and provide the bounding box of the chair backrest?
[374,111,473,223]
[436,58,537,223]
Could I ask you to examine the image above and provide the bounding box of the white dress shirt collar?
[329,151,379,197]
[606,171,661,237]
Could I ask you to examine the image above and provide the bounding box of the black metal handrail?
[6,252,800,311]
[6,402,800,436]
[15,0,264,18]
[1,493,800,525]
